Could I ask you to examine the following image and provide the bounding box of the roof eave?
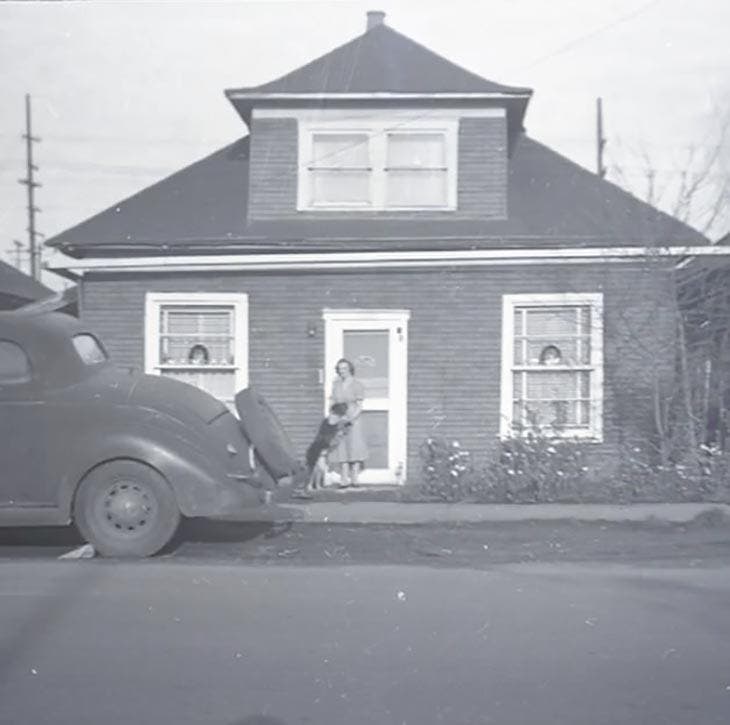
[224,90,533,132]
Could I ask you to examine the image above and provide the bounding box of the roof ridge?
[226,21,531,97]
[375,24,529,94]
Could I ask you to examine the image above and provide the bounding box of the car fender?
[58,431,260,519]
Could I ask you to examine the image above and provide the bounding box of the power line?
[512,0,665,72]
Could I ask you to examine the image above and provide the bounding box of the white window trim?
[500,293,604,441]
[297,119,458,212]
[144,292,249,393]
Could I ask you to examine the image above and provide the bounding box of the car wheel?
[73,460,181,558]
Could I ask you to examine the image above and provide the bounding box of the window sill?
[501,430,603,444]
[296,205,458,213]
[156,364,237,371]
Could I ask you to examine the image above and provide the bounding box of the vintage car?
[0,309,300,557]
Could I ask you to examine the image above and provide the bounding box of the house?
[47,11,711,486]
[0,260,54,311]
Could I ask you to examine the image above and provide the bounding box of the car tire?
[235,388,301,480]
[73,460,181,558]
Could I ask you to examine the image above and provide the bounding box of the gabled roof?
[0,260,53,310]
[226,23,530,97]
[46,132,707,257]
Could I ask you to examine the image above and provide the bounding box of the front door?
[323,310,409,485]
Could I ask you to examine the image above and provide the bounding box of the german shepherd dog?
[304,402,350,491]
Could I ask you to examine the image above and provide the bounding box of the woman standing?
[329,358,368,487]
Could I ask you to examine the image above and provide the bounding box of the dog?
[303,402,350,493]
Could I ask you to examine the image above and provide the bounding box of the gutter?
[49,245,730,279]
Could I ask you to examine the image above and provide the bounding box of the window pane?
[72,334,107,365]
[525,339,584,366]
[312,133,369,167]
[311,170,370,205]
[160,306,235,365]
[163,307,231,335]
[386,169,448,207]
[580,337,591,365]
[162,370,236,404]
[513,309,523,335]
[387,133,446,167]
[359,410,389,469]
[579,371,590,398]
[523,400,579,428]
[512,372,523,398]
[580,307,591,335]
[525,371,577,400]
[0,340,31,383]
[513,339,524,365]
[343,329,389,398]
[524,308,578,337]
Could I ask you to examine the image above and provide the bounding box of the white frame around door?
[323,309,410,485]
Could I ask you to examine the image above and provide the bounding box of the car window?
[0,340,32,383]
[72,334,108,365]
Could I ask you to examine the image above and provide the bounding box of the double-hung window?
[501,293,603,440]
[385,132,449,207]
[300,121,456,210]
[145,293,248,409]
[309,133,371,207]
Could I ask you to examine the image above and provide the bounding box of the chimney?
[366,10,386,31]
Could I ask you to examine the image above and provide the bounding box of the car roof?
[0,310,107,389]
[0,308,85,341]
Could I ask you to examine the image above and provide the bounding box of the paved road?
[1,557,729,725]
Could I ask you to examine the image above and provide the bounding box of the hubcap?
[101,479,157,534]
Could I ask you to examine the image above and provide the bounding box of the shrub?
[417,433,730,504]
[482,433,591,503]
[419,437,472,501]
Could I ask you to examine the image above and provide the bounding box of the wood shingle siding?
[80,262,674,481]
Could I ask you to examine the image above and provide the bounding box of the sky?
[1,0,729,289]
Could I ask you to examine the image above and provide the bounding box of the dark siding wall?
[457,117,507,217]
[247,115,507,220]
[81,263,673,481]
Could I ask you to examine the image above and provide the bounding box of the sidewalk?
[228,501,730,525]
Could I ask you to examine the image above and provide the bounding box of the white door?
[323,310,410,485]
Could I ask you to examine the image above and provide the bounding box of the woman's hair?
[335,357,355,375]
[539,344,562,364]
[188,343,210,364]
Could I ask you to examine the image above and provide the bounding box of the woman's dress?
[329,377,369,464]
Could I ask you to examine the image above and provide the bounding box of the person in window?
[188,344,210,365]
[329,357,368,488]
[539,344,563,366]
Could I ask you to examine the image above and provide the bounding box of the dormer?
[225,11,532,222]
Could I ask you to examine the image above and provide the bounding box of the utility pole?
[11,240,25,271]
[18,94,42,279]
[596,97,607,179]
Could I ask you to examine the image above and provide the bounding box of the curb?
[224,502,730,526]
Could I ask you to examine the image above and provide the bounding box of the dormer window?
[298,119,457,211]
[386,132,449,207]
[309,133,371,207]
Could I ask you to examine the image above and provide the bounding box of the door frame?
[323,309,410,485]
